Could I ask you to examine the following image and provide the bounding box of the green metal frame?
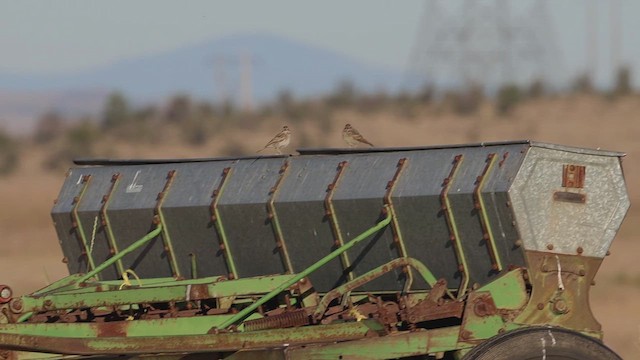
[154,169,181,278]
[474,153,504,272]
[267,160,294,274]
[383,157,414,292]
[440,154,470,297]
[210,167,238,279]
[324,160,354,281]
[313,256,439,321]
[100,172,125,275]
[71,174,97,274]
[216,208,392,329]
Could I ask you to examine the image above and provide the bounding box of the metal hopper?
[52,140,628,294]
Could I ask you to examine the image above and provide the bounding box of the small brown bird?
[258,126,291,154]
[342,123,374,148]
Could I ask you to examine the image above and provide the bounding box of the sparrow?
[257,126,291,154]
[342,123,374,147]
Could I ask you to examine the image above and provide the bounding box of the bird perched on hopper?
[342,123,374,148]
[257,126,291,155]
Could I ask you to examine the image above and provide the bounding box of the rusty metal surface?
[244,309,310,332]
[286,326,461,360]
[514,250,603,335]
[0,321,378,355]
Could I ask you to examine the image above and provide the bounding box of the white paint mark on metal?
[76,174,83,185]
[186,284,192,302]
[555,255,565,291]
[126,170,143,193]
[541,337,547,360]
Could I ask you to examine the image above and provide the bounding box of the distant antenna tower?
[406,0,561,91]
[211,51,257,112]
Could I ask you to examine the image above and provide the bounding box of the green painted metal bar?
[287,326,463,359]
[100,172,125,275]
[474,153,504,271]
[313,257,439,320]
[77,225,163,284]
[216,208,392,330]
[70,174,97,274]
[18,274,299,313]
[324,160,353,281]
[440,154,471,298]
[32,274,85,296]
[267,160,294,274]
[0,321,379,355]
[155,169,181,278]
[210,167,238,279]
[383,157,413,292]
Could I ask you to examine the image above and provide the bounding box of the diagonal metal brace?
[215,207,393,330]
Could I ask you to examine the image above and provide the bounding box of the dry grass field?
[0,94,639,357]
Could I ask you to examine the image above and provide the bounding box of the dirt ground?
[1,94,639,357]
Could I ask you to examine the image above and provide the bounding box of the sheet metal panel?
[216,158,289,278]
[160,161,236,279]
[52,141,627,293]
[104,164,176,278]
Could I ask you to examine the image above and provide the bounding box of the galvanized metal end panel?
[509,146,630,258]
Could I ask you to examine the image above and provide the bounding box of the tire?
[462,326,621,360]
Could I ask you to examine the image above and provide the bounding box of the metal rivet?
[546,244,554,250]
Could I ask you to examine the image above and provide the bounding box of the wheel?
[462,326,621,360]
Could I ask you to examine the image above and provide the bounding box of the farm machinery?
[0,140,629,359]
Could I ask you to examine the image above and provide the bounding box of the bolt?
[62,257,69,264]
[514,239,523,247]
[578,269,586,276]
[43,299,53,309]
[460,330,472,340]
[9,299,23,313]
[577,247,584,255]
[547,244,554,250]
[606,250,611,256]
[552,299,569,314]
[537,303,545,310]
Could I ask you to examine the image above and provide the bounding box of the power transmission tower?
[406,0,561,92]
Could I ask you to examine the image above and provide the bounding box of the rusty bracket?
[324,160,353,281]
[313,257,442,322]
[440,154,470,298]
[473,153,504,272]
[70,174,97,274]
[267,160,294,274]
[383,158,414,292]
[99,172,125,275]
[153,169,181,278]
[404,279,464,324]
[210,167,238,280]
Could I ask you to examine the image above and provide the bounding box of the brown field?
[1,94,639,357]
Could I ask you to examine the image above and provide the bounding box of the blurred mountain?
[0,33,404,114]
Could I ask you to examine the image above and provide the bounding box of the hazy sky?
[1,0,638,85]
